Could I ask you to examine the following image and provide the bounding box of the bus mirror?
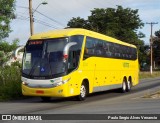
[14,46,24,59]
[63,42,77,58]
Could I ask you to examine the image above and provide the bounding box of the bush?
[0,65,22,100]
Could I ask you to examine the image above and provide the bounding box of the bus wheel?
[121,80,127,93]
[41,97,51,102]
[77,82,87,101]
[126,80,132,92]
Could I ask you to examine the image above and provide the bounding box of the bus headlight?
[53,77,71,87]
[22,81,29,85]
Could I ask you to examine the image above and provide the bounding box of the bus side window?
[68,35,84,72]
[108,42,114,58]
[68,50,77,71]
[84,37,95,59]
[121,45,126,59]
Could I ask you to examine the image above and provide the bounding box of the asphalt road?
[0,77,160,123]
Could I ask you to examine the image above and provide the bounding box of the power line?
[35,10,65,28]
[17,17,28,21]
[16,15,29,20]
[47,4,68,22]
[16,12,60,29]
[34,18,58,29]
[16,14,58,29]
[16,5,65,28]
[17,17,56,29]
[16,5,28,9]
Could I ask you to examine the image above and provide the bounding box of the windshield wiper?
[28,60,39,77]
[47,52,54,78]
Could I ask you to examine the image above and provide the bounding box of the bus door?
[83,37,97,88]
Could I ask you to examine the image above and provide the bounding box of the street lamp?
[32,1,48,14]
[29,0,48,36]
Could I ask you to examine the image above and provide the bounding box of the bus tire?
[121,79,127,93]
[41,97,51,102]
[126,80,132,92]
[77,82,88,101]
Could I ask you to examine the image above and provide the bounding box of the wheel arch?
[123,76,127,82]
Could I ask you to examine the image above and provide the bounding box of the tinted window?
[68,35,84,72]
[23,38,68,79]
[84,36,137,60]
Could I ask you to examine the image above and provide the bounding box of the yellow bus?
[22,28,139,101]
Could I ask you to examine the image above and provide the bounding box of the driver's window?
[68,35,84,73]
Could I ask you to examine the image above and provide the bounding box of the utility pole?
[29,0,47,36]
[146,22,158,75]
[29,0,33,36]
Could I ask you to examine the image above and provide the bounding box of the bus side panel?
[87,57,139,92]
[64,69,93,96]
[94,58,123,91]
[79,57,96,93]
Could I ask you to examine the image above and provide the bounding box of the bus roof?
[29,28,136,48]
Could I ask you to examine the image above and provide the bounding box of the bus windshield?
[22,38,68,79]
[22,35,84,79]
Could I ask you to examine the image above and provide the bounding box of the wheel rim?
[80,85,86,98]
[128,81,131,90]
[123,82,126,91]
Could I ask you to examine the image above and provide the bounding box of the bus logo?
[123,63,129,68]
[40,68,45,72]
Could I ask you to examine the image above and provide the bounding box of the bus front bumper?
[22,84,70,97]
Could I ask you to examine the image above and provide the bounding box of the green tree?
[153,30,160,68]
[67,17,88,28]
[0,0,15,40]
[67,6,146,66]
[67,6,144,44]
[155,30,160,37]
[0,39,19,66]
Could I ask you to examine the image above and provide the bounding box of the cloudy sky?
[5,0,160,45]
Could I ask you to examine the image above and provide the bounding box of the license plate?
[36,90,44,94]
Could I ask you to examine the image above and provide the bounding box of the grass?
[139,71,160,79]
[140,71,160,99]
[0,66,23,101]
[142,91,160,99]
